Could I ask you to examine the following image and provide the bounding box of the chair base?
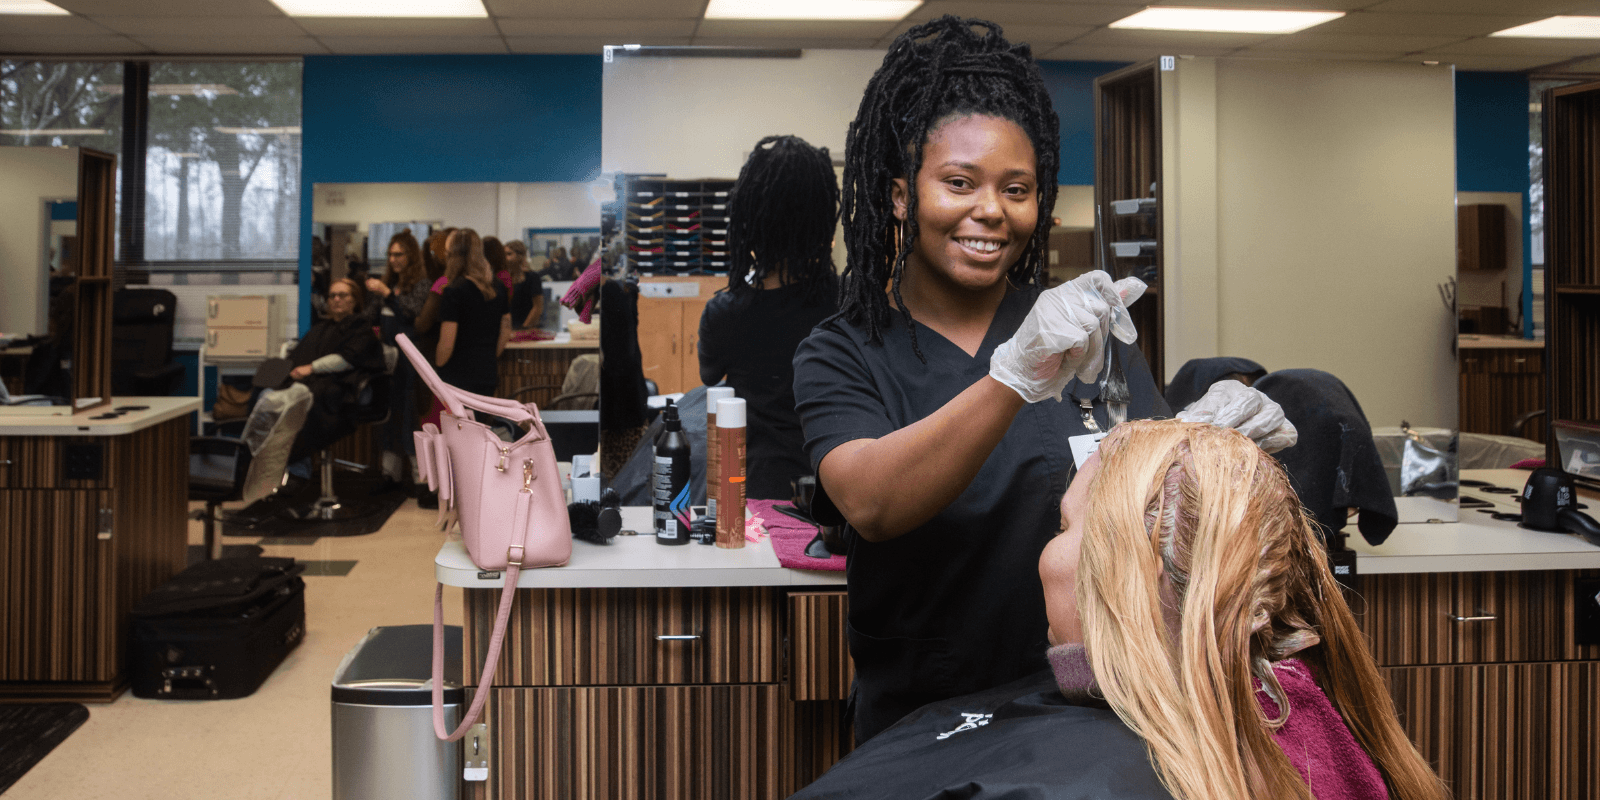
[282,449,376,521]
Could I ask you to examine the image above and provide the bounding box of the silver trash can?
[332,624,463,800]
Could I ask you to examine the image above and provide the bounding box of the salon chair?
[111,288,185,396]
[292,370,393,521]
[188,437,251,560]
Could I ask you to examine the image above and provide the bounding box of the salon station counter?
[0,397,198,701]
[495,332,598,408]
[439,470,1600,799]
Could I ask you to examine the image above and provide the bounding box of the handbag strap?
[431,478,538,741]
[396,333,546,434]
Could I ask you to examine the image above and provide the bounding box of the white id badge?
[1069,432,1109,469]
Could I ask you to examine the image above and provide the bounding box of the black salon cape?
[791,671,1173,800]
[698,283,839,500]
[286,314,385,463]
[1162,356,1267,413]
[792,287,1168,743]
[1254,369,1398,546]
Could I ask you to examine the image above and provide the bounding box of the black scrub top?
[791,286,1169,743]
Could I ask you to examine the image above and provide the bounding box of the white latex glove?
[990,270,1145,403]
[1176,379,1298,453]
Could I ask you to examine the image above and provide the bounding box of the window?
[0,60,124,155]
[144,62,301,262]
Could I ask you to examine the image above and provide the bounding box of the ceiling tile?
[0,33,150,54]
[1559,55,1600,71]
[487,0,706,19]
[1230,50,1399,62]
[317,35,508,54]
[1247,33,1469,54]
[507,36,691,53]
[1127,0,1373,9]
[129,34,329,54]
[1068,28,1276,51]
[1367,0,1587,14]
[1312,12,1548,37]
[53,0,286,16]
[1402,53,1576,72]
[1037,43,1235,62]
[904,2,1142,27]
[1423,37,1600,58]
[878,19,1093,47]
[497,18,699,38]
[694,19,900,40]
[294,18,499,37]
[689,36,883,50]
[89,15,308,37]
[0,14,115,35]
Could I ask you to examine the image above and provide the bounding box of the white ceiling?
[2,0,1600,72]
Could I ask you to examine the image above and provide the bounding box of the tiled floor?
[6,497,462,800]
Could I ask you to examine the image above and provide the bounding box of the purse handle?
[395,333,547,436]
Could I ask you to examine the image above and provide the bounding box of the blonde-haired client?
[1042,419,1447,800]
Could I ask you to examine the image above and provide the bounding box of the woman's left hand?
[290,365,313,380]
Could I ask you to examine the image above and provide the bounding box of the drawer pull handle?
[0,459,11,466]
[655,634,700,641]
[1449,613,1498,622]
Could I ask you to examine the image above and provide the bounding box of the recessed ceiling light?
[268,0,486,18]
[704,0,921,22]
[1,128,107,135]
[1110,7,1343,35]
[1492,16,1600,39]
[0,0,69,14]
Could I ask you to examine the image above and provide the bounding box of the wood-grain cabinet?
[462,586,851,800]
[635,275,723,396]
[1459,347,1545,444]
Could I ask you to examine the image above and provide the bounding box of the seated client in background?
[1042,419,1447,800]
[697,134,841,500]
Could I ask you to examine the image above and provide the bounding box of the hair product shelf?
[622,177,736,275]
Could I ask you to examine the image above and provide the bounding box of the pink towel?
[748,498,845,572]
[560,256,603,323]
[1256,660,1389,800]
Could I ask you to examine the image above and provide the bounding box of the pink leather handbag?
[396,334,571,742]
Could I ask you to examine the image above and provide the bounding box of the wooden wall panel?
[1353,570,1600,667]
[0,435,116,489]
[787,591,853,701]
[495,347,589,406]
[1385,662,1600,800]
[1459,350,1545,443]
[111,418,189,661]
[485,685,789,800]
[464,587,779,686]
[0,488,115,683]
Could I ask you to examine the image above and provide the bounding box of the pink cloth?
[560,256,603,323]
[1510,457,1545,470]
[748,498,845,572]
[509,329,555,342]
[431,275,448,294]
[497,270,512,290]
[1255,660,1388,800]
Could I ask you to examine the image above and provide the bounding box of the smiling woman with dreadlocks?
[791,17,1169,742]
[697,135,841,500]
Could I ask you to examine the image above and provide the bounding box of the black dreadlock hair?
[726,134,841,306]
[838,16,1060,359]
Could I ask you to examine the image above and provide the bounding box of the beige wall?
[1163,58,1458,431]
[0,147,78,337]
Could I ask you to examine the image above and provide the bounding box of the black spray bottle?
[652,398,692,545]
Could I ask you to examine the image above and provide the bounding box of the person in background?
[366,229,430,493]
[698,135,841,500]
[544,245,571,281]
[483,235,514,292]
[435,228,512,400]
[505,239,545,329]
[1042,419,1447,800]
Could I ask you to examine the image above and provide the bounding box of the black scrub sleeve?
[696,293,728,387]
[791,323,898,474]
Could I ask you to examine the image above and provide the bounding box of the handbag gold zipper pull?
[496,446,510,472]
[522,459,535,491]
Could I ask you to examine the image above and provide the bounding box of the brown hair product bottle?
[715,398,747,549]
[704,386,736,522]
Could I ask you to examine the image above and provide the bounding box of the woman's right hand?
[989,270,1144,403]
[365,277,389,298]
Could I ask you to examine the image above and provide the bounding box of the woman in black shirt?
[436,228,510,397]
[698,135,840,500]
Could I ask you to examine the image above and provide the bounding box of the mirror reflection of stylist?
[791,17,1169,743]
[698,135,840,500]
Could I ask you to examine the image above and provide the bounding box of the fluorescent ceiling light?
[0,0,70,15]
[268,0,486,17]
[1,128,107,135]
[1492,16,1600,38]
[1111,7,1343,35]
[97,84,240,96]
[215,126,301,134]
[704,0,921,22]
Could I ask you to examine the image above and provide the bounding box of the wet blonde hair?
[1075,420,1446,800]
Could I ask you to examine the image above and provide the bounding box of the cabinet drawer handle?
[656,634,700,641]
[0,459,11,466]
[1449,613,1498,622]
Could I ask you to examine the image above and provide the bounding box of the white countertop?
[0,396,199,436]
[1458,334,1543,350]
[1349,469,1600,573]
[437,506,846,589]
[505,332,598,351]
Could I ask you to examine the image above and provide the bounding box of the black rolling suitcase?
[129,556,306,700]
